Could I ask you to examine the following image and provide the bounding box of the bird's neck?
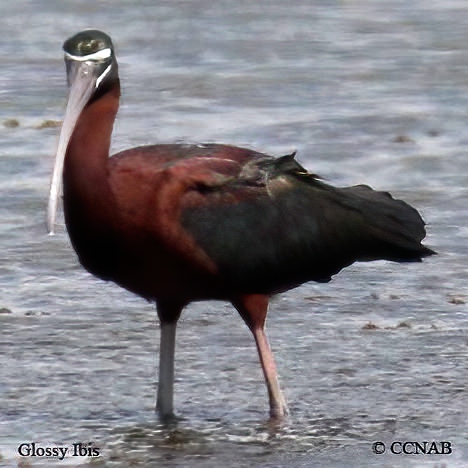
[65,81,120,181]
[63,81,120,231]
[64,82,120,197]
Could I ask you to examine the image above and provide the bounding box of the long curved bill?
[47,61,98,234]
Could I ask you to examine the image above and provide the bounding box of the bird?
[48,29,435,421]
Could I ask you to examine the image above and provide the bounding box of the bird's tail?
[338,184,435,262]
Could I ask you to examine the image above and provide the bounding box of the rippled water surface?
[1,1,468,467]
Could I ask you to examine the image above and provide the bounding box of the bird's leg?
[155,301,183,421]
[156,321,177,419]
[232,294,288,420]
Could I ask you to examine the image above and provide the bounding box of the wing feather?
[180,153,434,294]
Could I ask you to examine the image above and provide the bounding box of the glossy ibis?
[48,30,434,420]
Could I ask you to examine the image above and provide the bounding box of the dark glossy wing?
[180,152,434,294]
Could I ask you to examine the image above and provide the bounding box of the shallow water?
[1,1,468,467]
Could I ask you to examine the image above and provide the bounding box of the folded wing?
[179,151,434,294]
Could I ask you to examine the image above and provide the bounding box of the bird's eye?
[78,39,103,55]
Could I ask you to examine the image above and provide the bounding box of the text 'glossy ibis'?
[48,30,435,421]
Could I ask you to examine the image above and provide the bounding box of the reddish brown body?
[65,88,267,301]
